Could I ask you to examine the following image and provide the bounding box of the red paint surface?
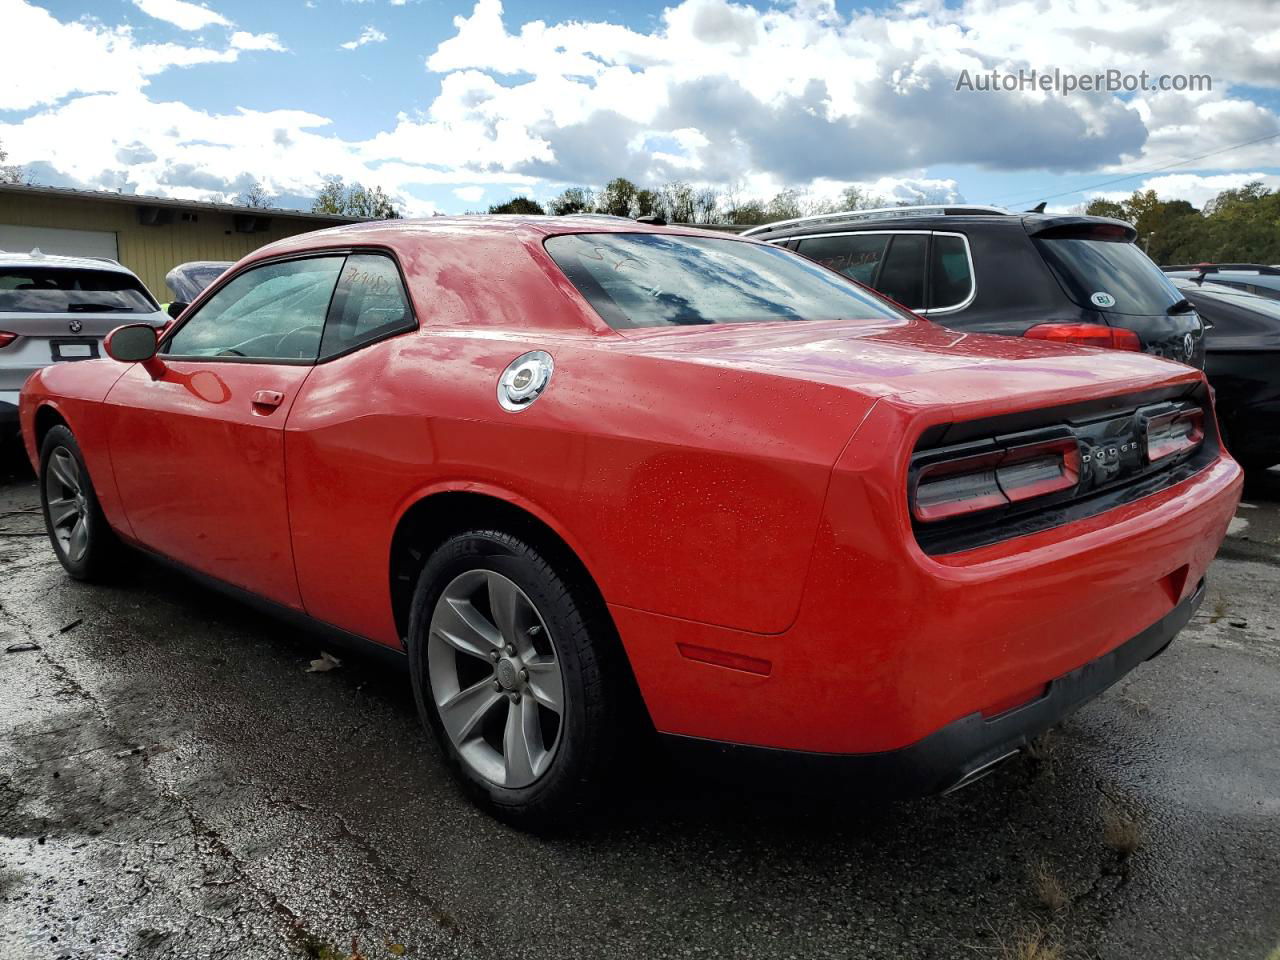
[19,218,1242,756]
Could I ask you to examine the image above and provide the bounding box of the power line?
[990,130,1280,208]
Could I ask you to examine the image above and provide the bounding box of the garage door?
[0,224,119,260]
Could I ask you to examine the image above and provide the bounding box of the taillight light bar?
[1145,408,1204,462]
[1024,323,1142,352]
[912,437,1080,522]
[0,331,17,349]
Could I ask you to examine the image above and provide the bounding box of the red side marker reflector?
[677,643,772,677]
[0,331,17,349]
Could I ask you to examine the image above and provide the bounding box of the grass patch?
[1029,859,1070,913]
[997,924,1064,960]
[1101,802,1142,857]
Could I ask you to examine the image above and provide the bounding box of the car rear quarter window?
[0,267,157,314]
[876,234,928,310]
[928,234,974,311]
[793,234,889,284]
[164,256,344,361]
[545,232,906,329]
[319,253,415,359]
[1033,235,1181,316]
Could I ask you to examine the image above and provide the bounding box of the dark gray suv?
[743,205,1206,368]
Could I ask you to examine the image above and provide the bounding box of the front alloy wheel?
[428,569,565,788]
[45,446,91,564]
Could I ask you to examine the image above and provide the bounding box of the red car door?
[106,255,346,609]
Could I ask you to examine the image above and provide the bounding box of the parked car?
[1162,263,1280,300]
[20,218,1241,828]
[164,260,232,306]
[743,206,1206,367]
[1171,276,1280,470]
[1,251,166,439]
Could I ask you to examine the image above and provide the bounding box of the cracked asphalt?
[1,446,1278,960]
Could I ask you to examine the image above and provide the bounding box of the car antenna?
[1027,202,1047,213]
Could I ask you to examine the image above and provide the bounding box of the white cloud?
[132,0,230,30]
[0,2,238,111]
[2,0,1278,217]
[340,26,387,50]
[231,31,286,52]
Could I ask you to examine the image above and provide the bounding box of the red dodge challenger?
[19,217,1241,828]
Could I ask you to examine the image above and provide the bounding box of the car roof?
[247,214,747,261]
[740,209,1136,243]
[0,250,136,274]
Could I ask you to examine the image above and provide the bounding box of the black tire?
[39,425,119,581]
[407,528,625,830]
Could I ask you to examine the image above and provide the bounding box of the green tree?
[0,139,28,185]
[311,176,401,219]
[488,196,545,215]
[764,189,802,222]
[547,187,593,215]
[634,188,657,218]
[596,178,639,217]
[839,186,888,211]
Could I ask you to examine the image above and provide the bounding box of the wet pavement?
[1,447,1278,960]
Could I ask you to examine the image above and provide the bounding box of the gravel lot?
[1,446,1277,960]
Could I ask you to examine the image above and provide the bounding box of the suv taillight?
[912,437,1080,522]
[1024,323,1141,351]
[0,332,17,349]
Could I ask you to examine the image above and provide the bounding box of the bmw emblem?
[68,319,83,333]
[1183,332,1195,360]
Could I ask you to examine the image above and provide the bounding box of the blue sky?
[3,0,1278,216]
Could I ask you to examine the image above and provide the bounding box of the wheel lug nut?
[505,644,515,656]
[508,692,520,703]
[492,680,502,691]
[489,651,499,662]
[519,668,528,681]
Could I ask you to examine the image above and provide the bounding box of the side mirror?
[104,323,159,363]
[167,301,189,319]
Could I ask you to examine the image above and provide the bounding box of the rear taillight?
[0,332,17,349]
[1145,408,1204,462]
[1024,323,1142,351]
[912,437,1080,522]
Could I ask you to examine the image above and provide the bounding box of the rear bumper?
[663,578,1203,797]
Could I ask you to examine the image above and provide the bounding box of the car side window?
[164,257,344,361]
[319,253,415,360]
[794,234,889,285]
[876,234,928,310]
[928,234,975,311]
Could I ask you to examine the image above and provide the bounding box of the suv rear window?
[1033,236,1181,317]
[546,233,906,329]
[0,267,157,314]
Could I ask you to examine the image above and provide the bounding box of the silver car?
[0,252,167,434]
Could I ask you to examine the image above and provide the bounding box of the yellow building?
[0,183,364,299]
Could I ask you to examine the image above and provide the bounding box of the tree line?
[1080,182,1279,265]
[483,178,934,225]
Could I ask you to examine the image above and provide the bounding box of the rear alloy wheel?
[428,569,565,788]
[407,529,625,829]
[39,425,117,580]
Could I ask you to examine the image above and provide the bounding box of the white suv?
[1,252,167,435]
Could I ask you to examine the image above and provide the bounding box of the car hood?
[0,309,168,337]
[616,318,1202,413]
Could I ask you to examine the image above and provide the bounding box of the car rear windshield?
[1033,236,1182,317]
[0,267,157,314]
[545,232,907,329]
